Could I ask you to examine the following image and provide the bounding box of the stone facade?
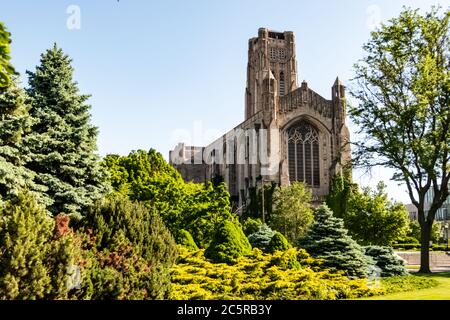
[170,28,351,212]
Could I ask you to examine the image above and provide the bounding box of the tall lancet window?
[279,71,285,96]
[287,121,320,187]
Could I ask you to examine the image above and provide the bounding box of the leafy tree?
[299,204,373,279]
[364,246,408,277]
[0,191,82,299]
[102,149,232,247]
[247,224,275,251]
[0,79,49,207]
[0,22,15,90]
[327,175,410,246]
[270,181,313,243]
[345,182,410,246]
[407,220,441,244]
[350,7,450,273]
[326,170,357,219]
[25,45,108,217]
[267,232,292,253]
[204,219,252,264]
[182,181,232,247]
[81,194,178,299]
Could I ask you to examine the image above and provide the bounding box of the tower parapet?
[245,28,298,121]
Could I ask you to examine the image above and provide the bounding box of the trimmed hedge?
[170,247,376,300]
[176,229,198,251]
[267,232,292,253]
[392,243,449,251]
[204,220,252,264]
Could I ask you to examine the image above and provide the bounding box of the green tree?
[270,182,313,243]
[0,22,15,90]
[25,45,108,217]
[327,174,410,246]
[407,220,441,244]
[345,182,410,246]
[299,204,373,279]
[326,170,357,219]
[0,79,50,207]
[350,7,450,273]
[204,219,252,264]
[102,149,232,247]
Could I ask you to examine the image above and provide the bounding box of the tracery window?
[287,122,320,187]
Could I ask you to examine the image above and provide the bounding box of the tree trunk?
[419,222,432,273]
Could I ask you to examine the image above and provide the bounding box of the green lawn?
[367,272,450,300]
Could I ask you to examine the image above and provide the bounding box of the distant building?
[406,186,450,222]
[406,204,418,220]
[425,187,450,221]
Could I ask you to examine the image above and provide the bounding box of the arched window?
[279,71,285,96]
[287,121,320,187]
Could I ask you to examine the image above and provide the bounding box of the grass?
[365,272,450,300]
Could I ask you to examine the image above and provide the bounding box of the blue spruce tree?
[299,204,373,279]
[25,45,108,217]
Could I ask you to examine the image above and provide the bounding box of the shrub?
[81,194,178,299]
[170,247,375,300]
[176,229,198,251]
[431,244,448,251]
[247,224,275,251]
[267,232,292,253]
[204,219,252,264]
[364,246,408,277]
[298,204,373,279]
[0,191,83,299]
[391,243,421,250]
[395,236,420,245]
[242,217,263,236]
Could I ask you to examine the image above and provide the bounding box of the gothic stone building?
[170,28,350,211]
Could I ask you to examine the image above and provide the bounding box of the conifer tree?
[25,45,108,217]
[298,204,373,279]
[248,224,275,252]
[0,79,49,206]
[0,22,15,90]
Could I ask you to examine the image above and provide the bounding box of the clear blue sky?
[1,0,448,203]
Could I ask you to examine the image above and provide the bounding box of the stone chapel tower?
[245,28,298,122]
